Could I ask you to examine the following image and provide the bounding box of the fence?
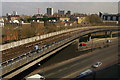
[0,27,84,51]
[0,26,114,51]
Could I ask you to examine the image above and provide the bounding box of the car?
[73,69,92,80]
[38,63,41,66]
[92,62,102,68]
[80,69,93,76]
[34,45,39,50]
[106,40,111,43]
[80,43,87,46]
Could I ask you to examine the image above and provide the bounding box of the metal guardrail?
[0,26,117,51]
[1,31,78,76]
[0,27,85,51]
[0,26,119,78]
[79,40,117,51]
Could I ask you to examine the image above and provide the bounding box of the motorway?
[2,26,119,62]
[27,43,118,79]
[1,26,119,79]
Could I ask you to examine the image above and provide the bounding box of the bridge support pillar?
[75,39,79,50]
[88,34,92,41]
[105,31,108,38]
[110,31,112,38]
[105,31,112,38]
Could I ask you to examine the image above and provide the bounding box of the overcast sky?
[1,0,120,2]
[1,1,119,16]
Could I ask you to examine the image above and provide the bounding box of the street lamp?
[91,36,93,52]
[93,71,96,80]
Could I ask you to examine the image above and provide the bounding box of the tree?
[85,14,102,24]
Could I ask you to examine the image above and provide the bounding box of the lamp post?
[90,34,93,52]
[91,38,93,52]
[93,71,96,80]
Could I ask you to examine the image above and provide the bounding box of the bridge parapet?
[0,27,82,51]
[0,26,119,79]
[0,26,118,51]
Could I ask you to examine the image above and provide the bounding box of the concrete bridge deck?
[0,26,119,79]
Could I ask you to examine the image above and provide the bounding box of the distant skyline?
[2,2,119,16]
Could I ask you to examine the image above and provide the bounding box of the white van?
[80,69,93,76]
[26,74,45,80]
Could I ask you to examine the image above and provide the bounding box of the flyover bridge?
[0,26,119,79]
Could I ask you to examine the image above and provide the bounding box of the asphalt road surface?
[27,44,118,79]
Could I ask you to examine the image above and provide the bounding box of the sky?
[1,1,119,16]
[1,0,120,2]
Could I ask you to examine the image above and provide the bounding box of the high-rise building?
[6,13,11,16]
[47,8,53,15]
[13,11,18,15]
[98,12,103,18]
[58,10,65,15]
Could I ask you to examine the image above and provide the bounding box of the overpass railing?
[1,29,80,76]
[0,26,119,77]
[0,27,82,51]
[0,26,115,51]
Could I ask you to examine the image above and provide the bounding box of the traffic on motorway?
[27,61,103,80]
[72,62,102,80]
[1,27,119,79]
[0,36,115,77]
[0,27,117,68]
[25,61,102,80]
[0,36,71,67]
[1,29,82,74]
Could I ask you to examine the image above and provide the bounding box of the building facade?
[13,11,18,16]
[66,11,71,15]
[47,8,53,15]
[59,17,70,22]
[58,10,65,15]
[0,17,4,27]
[77,17,86,24]
[99,12,120,21]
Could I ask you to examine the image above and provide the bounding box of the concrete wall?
[0,27,83,51]
[0,26,115,51]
